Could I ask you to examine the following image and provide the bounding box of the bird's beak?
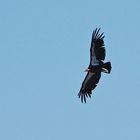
[84,69,90,72]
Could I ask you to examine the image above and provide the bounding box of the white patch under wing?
[82,72,95,90]
[91,47,99,66]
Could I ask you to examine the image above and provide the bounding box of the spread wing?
[90,28,105,66]
[78,72,101,103]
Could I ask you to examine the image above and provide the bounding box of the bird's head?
[84,68,92,72]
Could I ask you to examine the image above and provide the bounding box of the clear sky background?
[0,0,140,140]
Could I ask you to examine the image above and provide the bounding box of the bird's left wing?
[90,28,105,66]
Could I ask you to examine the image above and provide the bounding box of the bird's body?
[78,28,112,103]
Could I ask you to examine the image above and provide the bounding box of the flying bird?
[78,28,112,103]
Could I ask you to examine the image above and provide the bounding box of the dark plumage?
[78,28,112,103]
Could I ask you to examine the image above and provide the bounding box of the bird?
[78,28,112,103]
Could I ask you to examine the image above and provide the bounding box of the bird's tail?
[102,62,112,73]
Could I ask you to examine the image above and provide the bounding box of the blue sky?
[0,0,140,140]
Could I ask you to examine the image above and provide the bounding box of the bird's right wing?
[78,71,101,103]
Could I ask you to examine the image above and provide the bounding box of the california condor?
[78,28,112,103]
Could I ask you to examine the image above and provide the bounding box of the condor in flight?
[78,28,112,103]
